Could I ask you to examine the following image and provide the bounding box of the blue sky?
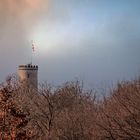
[0,0,140,90]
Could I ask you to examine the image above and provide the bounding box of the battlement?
[19,64,38,70]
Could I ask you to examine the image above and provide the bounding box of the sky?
[0,0,140,90]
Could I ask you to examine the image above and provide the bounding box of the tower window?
[27,74,30,78]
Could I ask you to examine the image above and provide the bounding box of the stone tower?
[18,64,38,89]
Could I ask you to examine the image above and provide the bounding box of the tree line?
[0,76,140,140]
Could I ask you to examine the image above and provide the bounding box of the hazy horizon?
[0,0,140,89]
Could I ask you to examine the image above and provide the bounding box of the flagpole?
[31,40,35,65]
[31,40,33,65]
[31,41,32,65]
[31,49,32,65]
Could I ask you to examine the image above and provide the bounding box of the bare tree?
[96,79,140,140]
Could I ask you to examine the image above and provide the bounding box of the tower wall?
[18,64,38,89]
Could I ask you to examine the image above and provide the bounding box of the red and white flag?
[32,43,35,52]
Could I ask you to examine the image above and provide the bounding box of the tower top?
[19,64,38,70]
[18,64,38,89]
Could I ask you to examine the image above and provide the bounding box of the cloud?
[0,0,48,54]
[0,0,49,78]
[0,0,49,38]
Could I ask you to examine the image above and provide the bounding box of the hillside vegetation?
[0,76,140,140]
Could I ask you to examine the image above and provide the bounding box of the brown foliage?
[0,76,32,140]
[15,81,97,140]
[96,78,140,140]
[0,76,140,140]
